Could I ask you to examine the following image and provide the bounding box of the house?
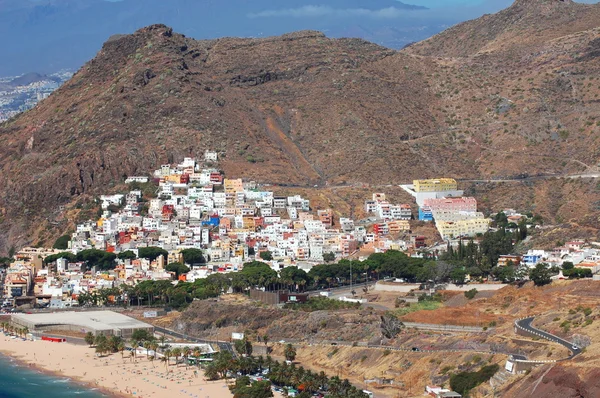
[204,150,218,162]
[414,178,458,193]
[411,236,426,249]
[318,209,333,227]
[419,206,433,221]
[273,197,287,209]
[125,176,149,184]
[523,250,546,268]
[497,255,522,267]
[436,218,490,240]
[425,386,462,398]
[566,241,585,250]
[424,196,477,212]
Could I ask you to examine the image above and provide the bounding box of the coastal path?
[153,325,236,357]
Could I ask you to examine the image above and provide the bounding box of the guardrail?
[403,322,485,333]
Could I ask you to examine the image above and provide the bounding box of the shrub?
[382,350,391,357]
[464,289,478,300]
[450,364,500,395]
[583,308,592,317]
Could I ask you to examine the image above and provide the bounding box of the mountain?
[406,0,600,58]
[8,72,61,87]
[0,0,437,76]
[1,0,600,251]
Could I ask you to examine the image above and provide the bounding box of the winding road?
[515,317,582,359]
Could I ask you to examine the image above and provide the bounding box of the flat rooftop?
[11,311,153,333]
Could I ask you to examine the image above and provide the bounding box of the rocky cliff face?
[1,0,600,251]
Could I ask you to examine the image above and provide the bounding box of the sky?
[4,0,598,76]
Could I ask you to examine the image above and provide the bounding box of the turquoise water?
[0,353,108,398]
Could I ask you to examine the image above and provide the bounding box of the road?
[153,325,236,356]
[516,317,582,359]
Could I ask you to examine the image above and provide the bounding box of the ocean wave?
[50,378,71,383]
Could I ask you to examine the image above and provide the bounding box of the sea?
[0,353,108,398]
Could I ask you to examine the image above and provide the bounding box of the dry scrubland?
[145,280,600,396]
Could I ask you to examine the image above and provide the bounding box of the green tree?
[53,235,71,250]
[234,337,253,357]
[138,247,168,262]
[493,265,516,283]
[181,248,205,265]
[131,329,152,342]
[84,332,95,346]
[279,266,311,292]
[562,261,574,271]
[259,251,273,261]
[494,211,508,228]
[117,250,137,261]
[76,249,117,271]
[44,252,76,264]
[94,333,108,356]
[166,262,190,278]
[284,344,296,362]
[323,252,336,263]
[109,335,123,353]
[530,263,552,287]
[240,261,277,288]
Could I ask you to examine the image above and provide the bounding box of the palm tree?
[171,348,182,367]
[317,371,328,391]
[85,332,95,347]
[182,346,191,368]
[117,341,126,359]
[328,376,342,395]
[284,343,296,362]
[143,341,151,358]
[262,334,269,351]
[96,339,108,357]
[163,349,172,370]
[130,338,139,361]
[160,353,169,370]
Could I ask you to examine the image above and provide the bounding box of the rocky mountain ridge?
[1,0,600,251]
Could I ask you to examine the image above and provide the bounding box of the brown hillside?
[406,0,600,58]
[1,0,600,251]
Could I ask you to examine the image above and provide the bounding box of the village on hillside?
[2,153,600,310]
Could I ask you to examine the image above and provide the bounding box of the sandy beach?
[0,334,233,398]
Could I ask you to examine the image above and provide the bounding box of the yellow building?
[164,175,182,183]
[243,217,256,230]
[413,178,458,192]
[436,218,490,240]
[388,220,410,234]
[224,178,244,193]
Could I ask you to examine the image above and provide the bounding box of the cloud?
[248,6,415,19]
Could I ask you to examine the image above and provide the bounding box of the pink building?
[423,197,477,212]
